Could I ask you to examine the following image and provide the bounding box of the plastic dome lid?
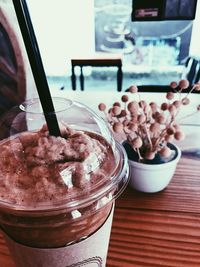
[0,98,129,214]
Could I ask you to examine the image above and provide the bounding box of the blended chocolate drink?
[0,98,129,266]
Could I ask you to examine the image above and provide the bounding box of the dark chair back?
[125,56,200,93]
[183,56,200,85]
[71,56,123,91]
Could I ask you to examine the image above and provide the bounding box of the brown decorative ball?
[127,101,139,113]
[179,79,189,89]
[152,111,161,120]
[113,102,121,107]
[168,104,176,114]
[156,114,165,124]
[131,137,143,149]
[170,81,178,89]
[174,130,185,141]
[112,122,124,133]
[121,95,129,103]
[128,85,138,93]
[112,106,121,116]
[159,146,172,158]
[166,92,174,100]
[98,103,106,111]
[166,126,175,135]
[173,100,181,108]
[161,102,168,111]
[181,97,190,105]
[145,151,155,160]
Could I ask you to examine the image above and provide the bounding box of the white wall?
[26,0,200,76]
[189,0,200,58]
[27,0,95,75]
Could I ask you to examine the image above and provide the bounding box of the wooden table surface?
[107,155,200,267]
[0,91,199,266]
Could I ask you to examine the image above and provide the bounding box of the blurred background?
[1,0,200,96]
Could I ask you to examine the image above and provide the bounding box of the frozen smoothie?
[0,123,118,248]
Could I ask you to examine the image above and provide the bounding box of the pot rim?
[128,144,181,170]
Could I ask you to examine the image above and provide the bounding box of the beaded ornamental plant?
[98,79,200,164]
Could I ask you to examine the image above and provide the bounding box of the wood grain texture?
[117,157,200,213]
[107,208,200,267]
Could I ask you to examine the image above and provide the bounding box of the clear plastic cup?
[0,98,129,266]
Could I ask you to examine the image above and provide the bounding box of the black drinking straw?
[12,0,61,137]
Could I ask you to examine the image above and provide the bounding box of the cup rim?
[128,143,181,170]
[0,143,129,214]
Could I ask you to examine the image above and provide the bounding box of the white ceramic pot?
[128,145,181,193]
